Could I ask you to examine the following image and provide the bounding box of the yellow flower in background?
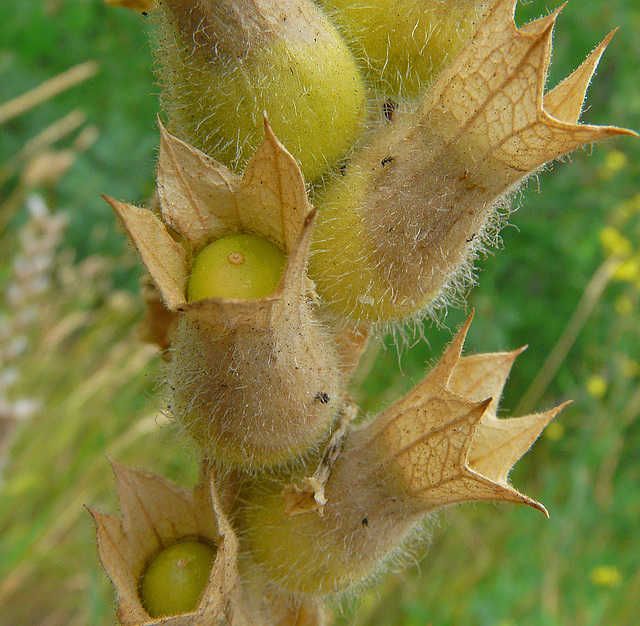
[590,565,623,588]
[543,420,565,442]
[586,375,608,399]
[622,357,640,379]
[599,226,632,258]
[613,256,640,282]
[614,295,634,317]
[598,149,629,181]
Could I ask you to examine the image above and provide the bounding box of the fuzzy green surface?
[155,5,366,182]
[318,0,483,99]
[1,0,639,624]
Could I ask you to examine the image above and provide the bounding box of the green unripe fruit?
[139,539,215,617]
[187,234,287,302]
[317,0,486,99]
[154,0,367,181]
[240,440,416,595]
[310,163,404,323]
[309,110,474,324]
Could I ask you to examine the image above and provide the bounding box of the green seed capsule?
[187,234,287,302]
[317,0,486,99]
[139,539,215,618]
[154,0,366,181]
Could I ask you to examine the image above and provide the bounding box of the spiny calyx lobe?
[310,0,635,324]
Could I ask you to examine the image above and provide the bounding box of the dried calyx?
[310,0,636,324]
[241,315,566,594]
[104,122,343,469]
[88,462,247,625]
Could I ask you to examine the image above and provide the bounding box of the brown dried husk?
[105,123,344,469]
[310,0,636,323]
[88,462,251,625]
[169,211,342,468]
[241,314,564,595]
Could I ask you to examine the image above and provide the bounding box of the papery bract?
[242,315,564,594]
[105,123,343,468]
[310,0,636,323]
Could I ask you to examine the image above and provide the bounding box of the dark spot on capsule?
[315,392,330,404]
[381,155,394,167]
[362,517,369,528]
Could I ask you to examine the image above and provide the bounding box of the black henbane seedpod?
[105,123,342,469]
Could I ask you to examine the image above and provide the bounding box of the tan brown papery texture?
[359,315,551,514]
[310,0,637,323]
[170,206,342,468]
[88,462,249,625]
[447,350,567,484]
[107,119,312,312]
[137,277,179,355]
[156,120,312,259]
[241,314,564,594]
[105,121,342,468]
[103,194,190,311]
[127,119,317,353]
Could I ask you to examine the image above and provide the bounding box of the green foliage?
[0,0,639,624]
[0,0,159,284]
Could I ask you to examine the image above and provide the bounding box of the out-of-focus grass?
[0,0,639,624]
[0,248,200,624]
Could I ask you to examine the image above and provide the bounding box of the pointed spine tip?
[477,396,494,419]
[304,206,318,229]
[533,500,550,518]
[157,116,171,144]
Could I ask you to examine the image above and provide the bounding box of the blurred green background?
[0,0,638,624]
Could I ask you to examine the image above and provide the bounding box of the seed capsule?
[140,540,215,617]
[310,0,634,323]
[170,212,342,469]
[106,124,345,468]
[317,0,487,99]
[241,317,560,594]
[154,0,367,181]
[187,234,287,302]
